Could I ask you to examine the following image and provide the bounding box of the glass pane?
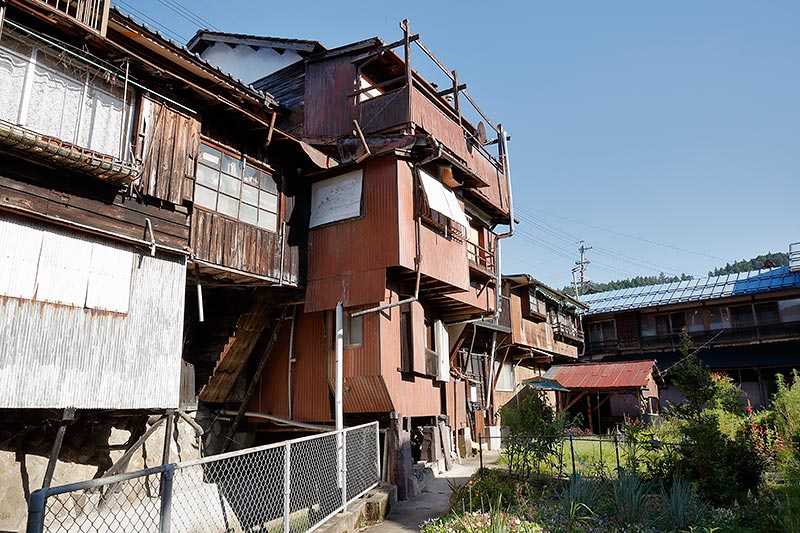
[602,320,616,341]
[707,308,730,330]
[259,191,278,212]
[218,194,238,218]
[196,164,220,189]
[243,165,260,186]
[221,153,242,177]
[780,299,800,323]
[242,184,259,206]
[347,313,364,346]
[194,185,217,209]
[260,172,278,194]
[686,310,705,333]
[670,312,686,333]
[640,316,656,337]
[755,302,780,325]
[656,315,671,336]
[730,305,755,328]
[199,145,221,167]
[258,210,277,231]
[220,174,241,197]
[240,203,258,225]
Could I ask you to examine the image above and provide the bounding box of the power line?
[516,202,729,262]
[155,0,220,32]
[115,0,188,42]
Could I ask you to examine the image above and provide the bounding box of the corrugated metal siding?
[0,216,186,409]
[307,157,400,281]
[379,291,443,417]
[305,269,386,313]
[545,360,656,390]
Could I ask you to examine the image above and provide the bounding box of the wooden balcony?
[19,0,110,36]
[466,239,495,279]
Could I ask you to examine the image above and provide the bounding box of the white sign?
[309,169,364,228]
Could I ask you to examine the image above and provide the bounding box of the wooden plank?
[156,111,177,201]
[169,115,188,205]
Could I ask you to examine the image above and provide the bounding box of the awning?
[419,169,470,228]
[524,378,571,393]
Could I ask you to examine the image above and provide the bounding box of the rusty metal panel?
[378,293,444,417]
[0,215,186,409]
[547,360,657,390]
[341,375,393,413]
[307,156,400,281]
[305,269,386,313]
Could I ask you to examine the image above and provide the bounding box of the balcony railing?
[553,321,584,343]
[466,239,495,276]
[29,0,110,36]
[588,321,800,354]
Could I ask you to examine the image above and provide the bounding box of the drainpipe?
[493,124,515,323]
[335,302,344,432]
[287,304,297,419]
[485,331,498,424]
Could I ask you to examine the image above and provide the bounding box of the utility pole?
[575,240,592,296]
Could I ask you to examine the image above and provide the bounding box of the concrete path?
[365,451,499,532]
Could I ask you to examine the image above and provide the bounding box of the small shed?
[532,360,661,432]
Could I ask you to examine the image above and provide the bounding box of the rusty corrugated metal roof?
[544,360,657,390]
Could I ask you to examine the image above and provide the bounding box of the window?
[686,309,705,333]
[640,315,656,337]
[400,304,413,372]
[754,302,780,326]
[779,299,800,323]
[670,312,686,333]
[195,143,279,231]
[707,307,731,330]
[331,310,364,349]
[730,305,755,328]
[494,362,515,392]
[588,319,616,344]
[0,31,130,159]
[418,169,469,240]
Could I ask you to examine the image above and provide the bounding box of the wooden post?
[42,408,75,488]
[401,19,414,132]
[586,394,594,434]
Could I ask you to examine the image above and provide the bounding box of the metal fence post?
[614,434,620,471]
[284,443,291,533]
[374,423,381,483]
[159,463,174,533]
[569,435,576,479]
[26,488,48,533]
[478,435,483,477]
[341,429,349,511]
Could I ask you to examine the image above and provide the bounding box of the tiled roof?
[582,266,800,315]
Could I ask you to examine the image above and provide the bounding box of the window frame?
[194,140,280,232]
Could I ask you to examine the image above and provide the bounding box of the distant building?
[581,248,800,408]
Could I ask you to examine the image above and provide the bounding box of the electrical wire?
[156,0,220,32]
[516,203,729,262]
[115,0,188,43]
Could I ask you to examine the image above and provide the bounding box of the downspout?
[493,124,515,323]
[485,331,498,424]
[287,304,297,419]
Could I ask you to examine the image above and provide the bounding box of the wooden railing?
[29,0,110,36]
[466,239,495,274]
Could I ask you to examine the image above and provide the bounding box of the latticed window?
[194,142,279,232]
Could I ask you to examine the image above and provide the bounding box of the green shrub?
[659,475,705,530]
[500,392,565,477]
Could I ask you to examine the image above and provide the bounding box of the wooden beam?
[586,394,594,433]
[565,391,588,411]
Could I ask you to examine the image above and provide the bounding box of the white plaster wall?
[199,43,302,85]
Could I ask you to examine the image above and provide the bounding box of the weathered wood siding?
[0,213,186,409]
[304,55,359,138]
[136,96,201,206]
[0,156,189,250]
[191,208,297,283]
[510,293,578,359]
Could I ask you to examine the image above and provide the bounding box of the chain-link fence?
[28,422,380,533]
[481,433,681,480]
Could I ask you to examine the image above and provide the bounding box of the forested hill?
[560,252,790,296]
[708,252,789,276]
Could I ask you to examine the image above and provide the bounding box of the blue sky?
[127,1,800,290]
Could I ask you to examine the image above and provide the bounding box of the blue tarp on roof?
[582,266,800,315]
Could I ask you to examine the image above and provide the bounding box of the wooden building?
[582,255,800,408]
[0,1,314,526]
[189,22,515,494]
